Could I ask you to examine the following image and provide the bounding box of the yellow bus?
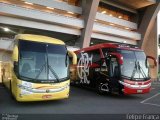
[1,34,77,102]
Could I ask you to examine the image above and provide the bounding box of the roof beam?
[24,0,82,14]
[101,0,137,14]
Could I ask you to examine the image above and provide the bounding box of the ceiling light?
[123,41,127,43]
[101,11,106,14]
[67,11,74,14]
[125,27,130,30]
[94,20,97,21]
[110,23,114,26]
[109,14,113,16]
[118,16,122,18]
[24,2,33,5]
[46,7,54,10]
[3,27,10,32]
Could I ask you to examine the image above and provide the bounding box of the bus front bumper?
[15,81,70,102]
[16,88,69,102]
[119,80,151,95]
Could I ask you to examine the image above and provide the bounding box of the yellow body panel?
[15,79,70,102]
[15,34,65,45]
[2,61,70,102]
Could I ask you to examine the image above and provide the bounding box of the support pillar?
[138,2,160,79]
[76,0,100,48]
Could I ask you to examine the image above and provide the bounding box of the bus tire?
[118,88,124,96]
[10,80,14,99]
[96,81,111,95]
[2,75,4,86]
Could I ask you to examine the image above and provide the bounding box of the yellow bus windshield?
[18,40,69,83]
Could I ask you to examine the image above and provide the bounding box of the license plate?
[137,90,142,93]
[42,95,52,99]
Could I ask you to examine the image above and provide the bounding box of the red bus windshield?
[102,48,149,80]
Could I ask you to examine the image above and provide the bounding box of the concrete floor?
[0,83,160,119]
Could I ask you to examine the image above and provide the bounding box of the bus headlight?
[18,81,33,95]
[21,81,32,88]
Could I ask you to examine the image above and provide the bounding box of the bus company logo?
[77,52,92,84]
[42,95,52,99]
[46,89,50,93]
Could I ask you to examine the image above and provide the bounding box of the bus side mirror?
[12,45,18,62]
[68,51,77,65]
[68,51,77,81]
[109,53,123,65]
[146,56,157,68]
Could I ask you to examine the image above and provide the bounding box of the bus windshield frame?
[17,40,69,83]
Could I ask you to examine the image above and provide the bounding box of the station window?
[98,2,131,22]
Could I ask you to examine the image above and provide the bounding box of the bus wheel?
[118,88,124,96]
[10,80,14,99]
[2,75,4,86]
[97,82,111,95]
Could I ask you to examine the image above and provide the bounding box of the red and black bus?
[71,43,156,95]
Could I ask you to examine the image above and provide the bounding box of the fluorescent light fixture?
[46,7,54,10]
[67,11,74,14]
[24,2,33,5]
[3,27,10,32]
[94,20,97,21]
[101,11,106,14]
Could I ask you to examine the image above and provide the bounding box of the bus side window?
[110,57,118,78]
[88,50,101,63]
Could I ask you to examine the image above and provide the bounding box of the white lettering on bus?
[77,52,92,84]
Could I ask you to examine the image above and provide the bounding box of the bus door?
[108,54,121,89]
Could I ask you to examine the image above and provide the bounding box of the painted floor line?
[140,93,160,103]
[141,102,160,107]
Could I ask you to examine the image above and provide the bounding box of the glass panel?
[47,44,69,80]
[18,40,68,82]
[119,50,136,78]
[134,51,149,79]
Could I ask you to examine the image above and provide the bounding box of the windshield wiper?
[35,62,46,79]
[131,61,137,80]
[46,44,60,82]
[137,61,147,78]
[131,61,147,80]
[48,65,60,82]
[35,62,60,82]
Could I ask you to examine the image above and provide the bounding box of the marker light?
[101,11,106,14]
[3,27,10,32]
[46,7,54,10]
[24,2,33,5]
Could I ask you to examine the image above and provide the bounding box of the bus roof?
[15,34,65,45]
[75,43,142,53]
